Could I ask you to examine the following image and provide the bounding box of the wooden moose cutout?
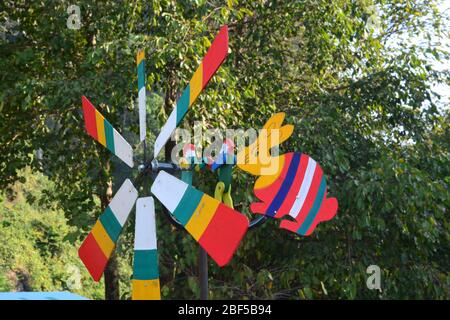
[236,113,338,236]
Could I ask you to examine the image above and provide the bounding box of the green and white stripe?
[137,50,147,142]
[133,197,159,280]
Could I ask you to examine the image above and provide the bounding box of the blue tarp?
[0,291,89,300]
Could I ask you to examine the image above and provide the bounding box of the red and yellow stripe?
[78,179,138,281]
[81,96,134,168]
[153,25,229,158]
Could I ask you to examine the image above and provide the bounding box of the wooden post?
[101,176,120,300]
[180,155,209,300]
[199,247,208,299]
[104,252,120,300]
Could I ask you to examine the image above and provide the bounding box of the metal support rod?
[143,140,147,164]
[250,215,267,229]
[199,247,208,300]
[151,160,180,172]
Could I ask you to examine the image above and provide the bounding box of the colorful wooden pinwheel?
[77,26,339,301]
[78,26,250,300]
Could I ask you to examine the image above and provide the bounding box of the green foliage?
[0,0,448,299]
[0,168,105,298]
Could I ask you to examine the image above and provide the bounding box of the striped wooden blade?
[132,197,161,300]
[153,25,229,158]
[81,96,134,168]
[151,171,248,267]
[137,50,147,142]
[78,179,138,281]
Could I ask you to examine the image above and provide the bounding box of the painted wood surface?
[78,179,138,281]
[151,171,248,267]
[249,152,338,235]
[137,50,147,142]
[236,113,338,236]
[153,25,229,158]
[132,197,160,300]
[81,96,134,167]
[0,292,89,300]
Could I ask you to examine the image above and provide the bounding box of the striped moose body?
[249,152,338,236]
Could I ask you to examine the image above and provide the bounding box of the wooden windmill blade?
[132,197,160,300]
[153,25,229,158]
[151,171,248,267]
[136,50,147,143]
[78,179,138,281]
[81,96,134,168]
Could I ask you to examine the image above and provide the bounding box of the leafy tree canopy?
[0,0,448,299]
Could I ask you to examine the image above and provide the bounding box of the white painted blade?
[113,129,134,168]
[138,88,146,142]
[135,197,157,250]
[150,171,188,213]
[153,110,177,158]
[110,179,139,226]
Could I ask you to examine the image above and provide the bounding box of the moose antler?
[236,112,294,186]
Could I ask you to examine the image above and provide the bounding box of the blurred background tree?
[0,0,448,299]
